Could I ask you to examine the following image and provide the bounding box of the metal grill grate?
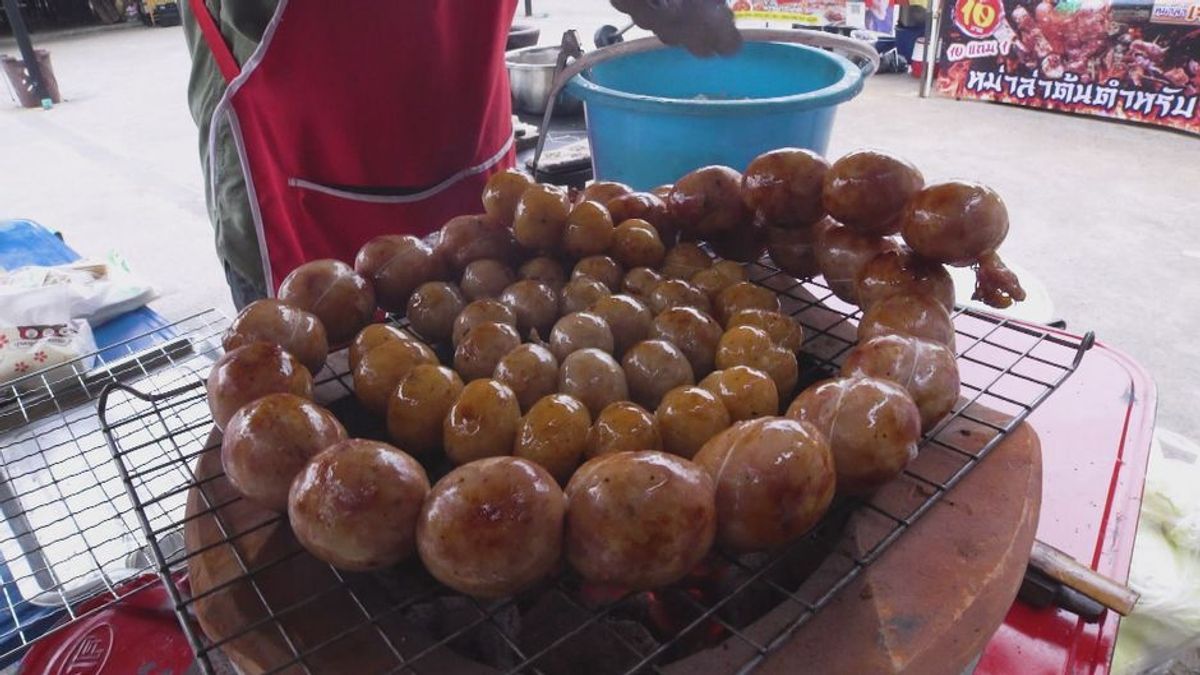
[98,263,1091,675]
[0,310,228,666]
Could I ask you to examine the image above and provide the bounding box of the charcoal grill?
[3,258,1091,673]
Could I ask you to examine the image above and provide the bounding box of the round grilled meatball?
[437,214,521,271]
[694,417,835,551]
[714,325,798,397]
[698,366,779,422]
[655,385,731,460]
[406,281,465,344]
[823,150,924,237]
[787,376,922,494]
[899,181,1009,266]
[766,224,820,280]
[668,165,751,239]
[518,256,568,291]
[649,306,723,376]
[581,180,632,205]
[418,457,565,599]
[714,282,781,325]
[661,243,714,280]
[493,343,559,412]
[691,260,748,300]
[289,440,429,571]
[563,201,616,259]
[387,365,464,457]
[856,247,955,312]
[207,342,313,431]
[622,267,666,301]
[514,393,592,484]
[622,340,695,410]
[610,219,666,270]
[558,348,628,417]
[586,401,662,458]
[589,294,653,357]
[452,298,518,348]
[842,334,960,431]
[725,309,804,355]
[565,451,716,590]
[559,276,612,316]
[499,280,559,340]
[813,219,903,304]
[278,259,375,345]
[858,292,956,347]
[349,324,414,371]
[572,255,624,292]
[482,169,533,228]
[514,183,572,252]
[549,311,614,362]
[453,321,522,382]
[223,299,329,375]
[460,259,516,301]
[355,234,446,312]
[443,379,522,465]
[606,192,672,242]
[742,147,830,229]
[353,337,438,415]
[222,394,346,512]
[648,279,712,316]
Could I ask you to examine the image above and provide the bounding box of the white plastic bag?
[0,256,156,326]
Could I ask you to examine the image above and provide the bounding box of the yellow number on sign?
[972,0,997,27]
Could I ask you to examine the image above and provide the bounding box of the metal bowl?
[506,45,584,117]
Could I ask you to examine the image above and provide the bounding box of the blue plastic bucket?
[565,42,864,190]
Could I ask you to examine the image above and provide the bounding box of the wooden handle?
[1029,540,1139,616]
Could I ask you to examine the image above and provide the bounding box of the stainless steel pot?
[506,45,584,116]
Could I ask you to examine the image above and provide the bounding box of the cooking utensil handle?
[532,30,583,173]
[1029,539,1139,616]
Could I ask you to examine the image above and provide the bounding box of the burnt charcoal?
[518,591,653,674]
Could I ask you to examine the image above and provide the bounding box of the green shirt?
[182,0,277,296]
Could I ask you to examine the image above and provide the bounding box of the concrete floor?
[0,14,1197,445]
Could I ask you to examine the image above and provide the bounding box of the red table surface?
[977,332,1157,675]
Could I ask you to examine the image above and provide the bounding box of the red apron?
[190,0,517,293]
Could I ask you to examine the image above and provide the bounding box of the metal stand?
[1,0,52,108]
[919,0,941,98]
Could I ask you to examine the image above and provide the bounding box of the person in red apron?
[184,1,741,309]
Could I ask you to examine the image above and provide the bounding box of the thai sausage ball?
[691,260,748,300]
[564,451,716,591]
[221,393,346,512]
[437,214,521,271]
[513,393,592,484]
[787,376,922,494]
[354,234,447,312]
[858,292,956,347]
[842,334,960,431]
[741,147,830,229]
[223,299,329,375]
[558,348,629,417]
[668,165,751,240]
[417,457,565,599]
[406,281,465,344]
[607,192,676,245]
[649,306,723,376]
[453,321,521,382]
[660,242,713,280]
[581,180,632,205]
[349,323,414,371]
[766,224,820,280]
[622,339,696,410]
[460,259,516,301]
[289,440,430,571]
[655,385,732,459]
[610,219,666,270]
[518,256,568,291]
[207,342,313,431]
[698,366,780,422]
[513,183,572,252]
[813,219,902,305]
[499,280,559,340]
[714,281,781,325]
[694,417,835,551]
[278,259,375,346]
[353,336,439,415]
[481,169,534,228]
[586,401,663,458]
[822,150,924,237]
[443,379,522,465]
[452,298,517,348]
[725,309,804,355]
[856,247,955,312]
[563,201,616,259]
[572,255,624,292]
[714,325,799,398]
[493,344,560,413]
[648,279,712,316]
[622,266,666,300]
[707,216,768,263]
[559,276,612,316]
[387,365,465,457]
[590,294,653,357]
[549,312,614,362]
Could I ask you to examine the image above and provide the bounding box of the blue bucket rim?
[565,42,864,115]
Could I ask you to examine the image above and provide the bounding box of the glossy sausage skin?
[289,440,430,571]
[649,306,723,377]
[223,299,329,375]
[668,165,751,240]
[563,201,616,259]
[660,243,713,280]
[278,259,375,346]
[900,181,1009,266]
[453,321,522,382]
[690,260,747,300]
[499,280,560,340]
[766,224,820,280]
[655,385,731,460]
[742,148,830,229]
[514,393,592,484]
[693,417,835,551]
[417,457,565,599]
[354,234,446,312]
[841,334,960,431]
[856,247,955,312]
[714,325,799,397]
[549,311,615,362]
[725,309,804,355]
[518,256,568,291]
[438,214,521,271]
[622,339,696,410]
[349,323,413,371]
[460,259,516,302]
[221,393,346,512]
[387,365,464,457]
[443,379,522,465]
[406,282,465,344]
[648,279,712,316]
[452,299,517,348]
[352,337,438,415]
[813,220,902,305]
[786,376,921,494]
[589,294,653,357]
[857,292,956,347]
[822,150,924,237]
[481,169,533,228]
[586,401,662,458]
[610,219,666,270]
[714,281,781,325]
[698,366,779,422]
[572,255,625,293]
[514,183,572,252]
[493,344,560,413]
[207,342,313,431]
[558,348,629,418]
[565,451,716,591]
[559,276,612,316]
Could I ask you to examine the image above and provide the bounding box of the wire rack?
[0,310,229,667]
[97,261,1093,675]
